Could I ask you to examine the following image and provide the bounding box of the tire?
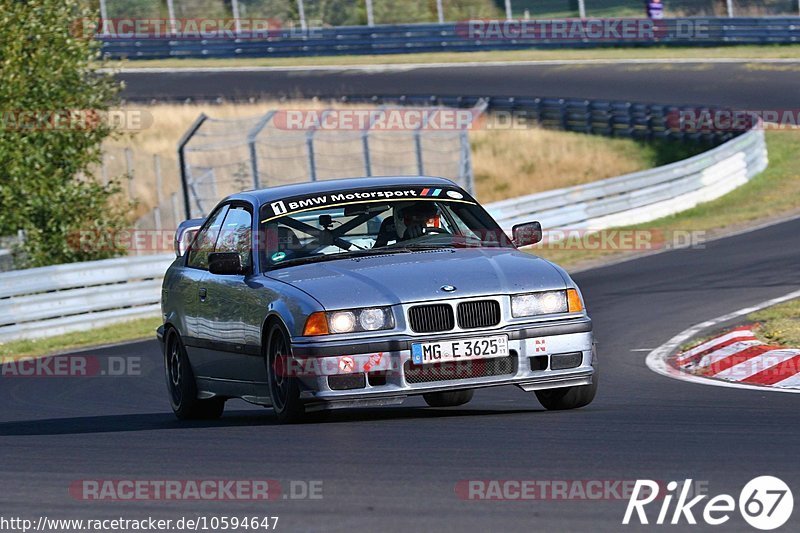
[164,329,225,420]
[265,322,306,424]
[423,389,474,407]
[535,367,598,411]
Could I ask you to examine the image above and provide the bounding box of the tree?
[0,0,131,268]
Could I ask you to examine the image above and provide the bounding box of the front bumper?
[291,317,595,406]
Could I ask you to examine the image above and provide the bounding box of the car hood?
[265,248,568,309]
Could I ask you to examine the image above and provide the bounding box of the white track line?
[109,57,800,74]
[645,288,800,394]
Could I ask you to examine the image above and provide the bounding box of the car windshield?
[258,186,513,270]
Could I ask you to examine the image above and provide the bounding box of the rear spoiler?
[174,218,205,257]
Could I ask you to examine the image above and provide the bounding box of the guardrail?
[487,126,767,230]
[0,255,174,343]
[100,18,800,60]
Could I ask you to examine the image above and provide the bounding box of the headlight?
[330,311,357,334]
[511,290,584,317]
[304,307,394,336]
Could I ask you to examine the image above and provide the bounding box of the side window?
[215,206,253,271]
[186,205,229,270]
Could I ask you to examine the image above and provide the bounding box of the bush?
[0,0,131,268]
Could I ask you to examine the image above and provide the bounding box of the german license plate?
[411,335,509,365]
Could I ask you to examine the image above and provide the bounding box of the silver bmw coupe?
[158,176,597,422]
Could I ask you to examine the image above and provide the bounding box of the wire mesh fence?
[99,1,800,27]
[174,103,486,220]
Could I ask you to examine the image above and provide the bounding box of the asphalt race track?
[118,62,800,108]
[2,217,799,531]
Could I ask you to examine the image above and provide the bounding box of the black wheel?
[423,389,474,407]
[164,329,225,420]
[265,322,306,423]
[535,368,598,411]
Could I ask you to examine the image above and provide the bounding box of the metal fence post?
[124,148,135,200]
[100,152,109,185]
[362,132,372,177]
[306,133,317,182]
[167,0,177,34]
[578,0,587,19]
[171,192,180,227]
[460,129,474,196]
[366,0,375,26]
[726,0,734,17]
[436,0,444,24]
[99,0,108,35]
[154,154,163,232]
[504,0,512,20]
[297,0,307,31]
[177,114,208,220]
[231,0,242,34]
[248,111,276,190]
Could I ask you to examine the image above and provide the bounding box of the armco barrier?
[487,126,767,230]
[0,255,174,343]
[100,18,800,60]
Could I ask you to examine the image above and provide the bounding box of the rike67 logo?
[623,476,793,530]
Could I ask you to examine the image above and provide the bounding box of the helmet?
[393,202,439,240]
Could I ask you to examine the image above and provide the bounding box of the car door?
[197,204,266,383]
[182,203,229,376]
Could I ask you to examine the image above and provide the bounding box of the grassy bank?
[750,299,800,348]
[111,45,800,70]
[535,130,800,269]
[0,317,161,359]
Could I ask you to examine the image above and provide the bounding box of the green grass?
[749,299,800,347]
[111,44,800,69]
[535,130,800,269]
[0,317,162,359]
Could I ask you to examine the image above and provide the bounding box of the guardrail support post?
[436,0,444,24]
[578,0,586,18]
[99,0,108,35]
[177,114,208,220]
[166,0,177,35]
[231,0,242,34]
[504,0,512,20]
[366,0,375,26]
[726,0,734,17]
[296,0,307,31]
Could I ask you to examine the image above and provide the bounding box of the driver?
[374,201,441,247]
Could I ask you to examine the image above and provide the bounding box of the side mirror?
[175,218,205,257]
[208,252,245,275]
[512,221,543,247]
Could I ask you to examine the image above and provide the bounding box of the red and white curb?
[673,327,800,389]
[646,289,800,394]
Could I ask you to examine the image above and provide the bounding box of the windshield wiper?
[265,247,418,271]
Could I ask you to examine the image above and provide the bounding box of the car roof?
[227,176,460,205]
